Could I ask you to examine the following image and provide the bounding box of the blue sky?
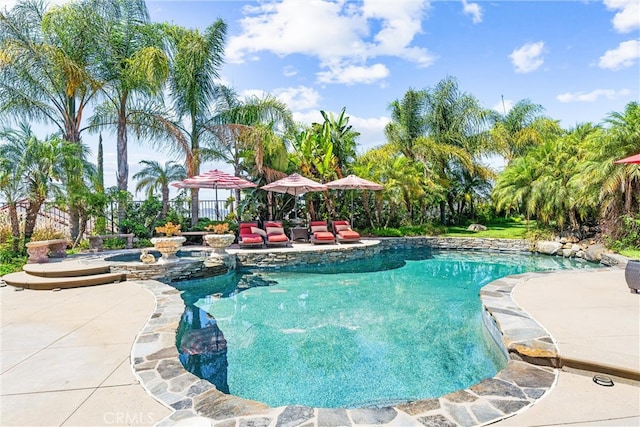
[3,0,639,196]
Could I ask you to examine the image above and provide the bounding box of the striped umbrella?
[261,173,327,219]
[172,169,256,219]
[326,174,384,226]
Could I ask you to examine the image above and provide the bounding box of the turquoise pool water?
[175,249,595,408]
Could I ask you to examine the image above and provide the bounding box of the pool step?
[23,260,112,278]
[2,260,125,290]
[2,271,126,290]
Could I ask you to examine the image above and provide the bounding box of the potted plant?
[150,222,186,263]
[625,259,640,294]
[203,223,236,256]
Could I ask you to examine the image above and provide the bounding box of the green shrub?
[0,244,26,276]
[31,226,66,241]
[134,238,152,248]
[103,237,126,250]
[368,227,403,237]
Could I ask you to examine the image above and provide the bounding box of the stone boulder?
[585,244,607,263]
[536,241,563,255]
[467,223,487,232]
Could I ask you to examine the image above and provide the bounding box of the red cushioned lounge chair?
[238,222,265,248]
[309,220,335,244]
[263,221,291,247]
[332,220,361,243]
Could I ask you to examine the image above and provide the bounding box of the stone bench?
[89,234,135,252]
[25,239,68,263]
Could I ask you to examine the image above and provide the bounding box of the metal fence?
[0,199,229,238]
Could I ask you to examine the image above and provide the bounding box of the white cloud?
[604,0,640,33]
[226,0,433,85]
[348,115,390,151]
[462,0,482,24]
[492,98,514,115]
[509,41,545,73]
[316,62,389,85]
[598,39,640,70]
[556,88,630,103]
[283,65,298,77]
[273,86,322,111]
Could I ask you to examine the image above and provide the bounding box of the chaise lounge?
[332,220,361,243]
[238,222,265,248]
[309,221,336,245]
[263,221,291,247]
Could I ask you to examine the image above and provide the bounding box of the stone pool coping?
[130,269,568,427]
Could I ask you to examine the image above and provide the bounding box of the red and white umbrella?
[261,173,327,196]
[326,174,384,226]
[261,173,327,219]
[614,153,640,164]
[172,169,256,219]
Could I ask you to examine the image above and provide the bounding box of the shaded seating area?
[263,221,291,247]
[332,220,361,243]
[238,222,265,248]
[309,221,335,245]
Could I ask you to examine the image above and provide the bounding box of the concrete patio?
[1,261,638,426]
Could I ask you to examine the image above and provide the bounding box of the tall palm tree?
[133,160,186,219]
[422,76,493,223]
[128,21,227,226]
[0,0,103,239]
[89,0,169,198]
[490,99,562,162]
[385,89,428,161]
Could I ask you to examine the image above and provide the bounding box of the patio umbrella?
[325,174,384,226]
[614,153,640,164]
[261,173,327,219]
[172,169,257,220]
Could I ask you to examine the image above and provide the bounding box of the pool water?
[174,249,595,408]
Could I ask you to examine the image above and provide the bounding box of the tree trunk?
[439,201,446,224]
[117,106,129,232]
[8,202,20,252]
[191,188,199,227]
[161,186,169,220]
[24,199,44,241]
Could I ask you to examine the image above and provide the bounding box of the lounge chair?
[332,220,361,243]
[263,221,291,247]
[238,222,265,248]
[309,220,335,245]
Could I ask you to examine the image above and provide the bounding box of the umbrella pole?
[215,186,220,221]
[350,191,354,227]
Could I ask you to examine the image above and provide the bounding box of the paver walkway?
[0,281,171,426]
[495,268,640,426]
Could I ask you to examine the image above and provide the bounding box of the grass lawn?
[619,248,640,259]
[443,220,534,239]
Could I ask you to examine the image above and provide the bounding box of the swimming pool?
[174,248,594,408]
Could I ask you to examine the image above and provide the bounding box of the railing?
[0,200,229,237]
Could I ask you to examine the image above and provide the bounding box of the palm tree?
[490,99,562,162]
[88,0,169,227]
[202,85,294,204]
[133,160,186,219]
[421,77,492,223]
[0,123,83,241]
[385,89,428,161]
[0,0,103,239]
[128,21,227,226]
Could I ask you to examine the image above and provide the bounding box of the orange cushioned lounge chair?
[309,220,335,245]
[238,222,265,248]
[263,221,291,247]
[332,220,361,243]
